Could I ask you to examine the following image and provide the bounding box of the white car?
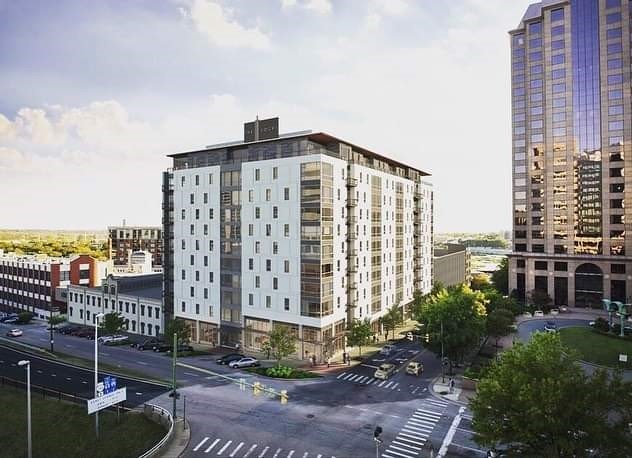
[103,335,129,345]
[380,344,396,355]
[534,310,545,317]
[550,309,559,315]
[7,329,23,337]
[98,334,124,343]
[523,312,532,318]
[374,363,396,380]
[228,357,260,368]
[405,332,414,341]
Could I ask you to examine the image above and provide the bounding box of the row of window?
[69,291,160,318]
[70,307,159,336]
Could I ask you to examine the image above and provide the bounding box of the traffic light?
[253,381,262,396]
[373,426,383,443]
[280,389,288,405]
[424,333,430,343]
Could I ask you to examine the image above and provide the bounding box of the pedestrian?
[449,377,455,394]
[327,357,331,368]
[372,335,377,344]
[312,354,317,366]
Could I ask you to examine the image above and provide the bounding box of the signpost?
[88,387,127,414]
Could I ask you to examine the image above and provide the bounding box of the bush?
[593,317,610,332]
[18,312,33,324]
[266,366,293,378]
[247,366,321,379]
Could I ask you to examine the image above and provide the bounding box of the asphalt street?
[0,345,170,407]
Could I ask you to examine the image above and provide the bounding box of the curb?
[428,375,469,408]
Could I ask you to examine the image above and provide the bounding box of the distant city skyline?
[0,0,534,232]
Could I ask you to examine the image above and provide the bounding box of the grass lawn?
[0,385,165,458]
[559,326,632,370]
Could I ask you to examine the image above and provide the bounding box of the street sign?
[96,382,104,397]
[103,376,117,394]
[87,387,127,414]
[620,354,628,363]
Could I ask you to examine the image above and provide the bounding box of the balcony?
[346,198,358,207]
[346,177,358,187]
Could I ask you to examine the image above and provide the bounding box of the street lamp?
[94,312,105,439]
[18,360,32,458]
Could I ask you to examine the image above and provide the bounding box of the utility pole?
[172,332,177,419]
[49,307,54,353]
[441,320,445,383]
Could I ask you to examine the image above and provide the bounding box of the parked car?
[544,321,558,333]
[2,316,19,324]
[76,329,95,339]
[406,361,423,376]
[134,338,164,351]
[103,335,129,346]
[229,357,260,368]
[534,310,545,317]
[374,363,396,380]
[154,343,193,353]
[522,312,532,318]
[98,334,124,343]
[216,353,245,365]
[0,313,18,323]
[380,344,396,355]
[6,329,23,337]
[59,325,80,335]
[560,306,568,313]
[405,332,414,341]
[550,308,559,315]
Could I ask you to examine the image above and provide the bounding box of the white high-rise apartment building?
[163,118,432,361]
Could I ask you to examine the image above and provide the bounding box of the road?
[0,345,170,407]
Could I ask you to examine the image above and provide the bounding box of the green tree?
[491,257,509,295]
[47,314,67,329]
[347,318,373,358]
[164,318,191,344]
[471,332,632,457]
[268,326,297,367]
[528,288,552,312]
[486,308,514,349]
[470,274,491,291]
[100,312,126,335]
[18,312,33,324]
[484,288,521,316]
[381,306,403,340]
[413,284,487,370]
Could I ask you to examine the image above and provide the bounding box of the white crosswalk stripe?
[287,451,294,458]
[217,440,232,455]
[382,448,415,458]
[301,453,308,458]
[356,376,368,383]
[366,378,376,384]
[258,446,270,458]
[389,445,417,456]
[193,438,209,452]
[205,439,221,453]
[384,381,393,389]
[378,380,386,387]
[395,435,425,446]
[229,442,244,457]
[408,417,436,427]
[390,382,399,390]
[399,432,427,443]
[243,444,258,458]
[392,440,421,451]
[272,448,282,458]
[336,372,347,379]
[416,408,442,417]
[403,426,430,435]
[413,412,440,421]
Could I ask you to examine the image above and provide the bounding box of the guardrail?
[138,404,174,458]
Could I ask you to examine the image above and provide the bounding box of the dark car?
[74,328,94,339]
[216,353,245,365]
[2,316,19,324]
[134,338,165,351]
[154,343,194,353]
[0,313,18,323]
[59,326,80,335]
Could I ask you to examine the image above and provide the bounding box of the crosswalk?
[335,371,401,390]
[191,437,333,458]
[382,399,448,458]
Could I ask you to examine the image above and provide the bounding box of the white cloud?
[371,0,409,16]
[0,114,16,140]
[182,0,270,49]
[364,13,381,29]
[280,0,332,15]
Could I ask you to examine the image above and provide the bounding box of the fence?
[138,403,174,458]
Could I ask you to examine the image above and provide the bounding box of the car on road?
[154,343,194,353]
[2,316,19,324]
[405,361,423,376]
[380,344,396,355]
[405,332,414,341]
[228,357,260,368]
[6,329,23,337]
[0,313,18,323]
[133,338,164,351]
[98,334,125,344]
[58,325,80,335]
[374,363,396,380]
[216,353,245,365]
[103,335,129,346]
[544,321,558,333]
[534,310,545,317]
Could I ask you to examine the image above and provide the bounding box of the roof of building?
[121,285,162,300]
[434,243,468,258]
[168,131,430,176]
[513,0,566,30]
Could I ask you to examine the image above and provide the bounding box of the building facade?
[0,251,108,319]
[163,118,433,361]
[509,0,632,307]
[67,273,163,336]
[433,243,471,288]
[108,226,163,267]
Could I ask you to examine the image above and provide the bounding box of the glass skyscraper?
[509,0,630,307]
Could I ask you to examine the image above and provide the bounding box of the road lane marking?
[416,408,442,417]
[192,437,208,451]
[360,363,379,369]
[36,370,42,374]
[357,376,368,383]
[438,406,465,457]
[229,442,244,457]
[348,375,360,382]
[272,448,282,458]
[389,444,418,455]
[399,432,427,443]
[384,381,393,389]
[243,445,258,457]
[336,372,347,379]
[316,455,322,458]
[258,446,270,458]
[449,443,487,455]
[217,440,232,455]
[382,448,415,458]
[137,361,148,365]
[378,380,386,387]
[395,435,425,446]
[66,377,72,381]
[136,392,143,396]
[82,381,88,384]
[100,352,110,356]
[205,438,220,453]
[390,383,399,390]
[286,451,294,458]
[51,374,56,377]
[302,453,308,458]
[184,372,200,377]
[392,441,421,451]
[342,374,353,380]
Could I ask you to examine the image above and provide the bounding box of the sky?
[0,0,534,232]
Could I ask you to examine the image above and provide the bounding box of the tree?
[381,306,402,340]
[484,289,521,316]
[18,311,33,324]
[413,284,487,370]
[347,318,373,358]
[100,312,126,335]
[164,318,191,344]
[470,274,491,291]
[528,288,552,312]
[486,308,514,349]
[268,326,297,367]
[471,332,632,457]
[47,314,66,329]
[491,257,509,295]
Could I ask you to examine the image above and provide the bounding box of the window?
[266,189,271,201]
[273,277,278,290]
[181,209,186,220]
[609,120,624,131]
[209,208,214,219]
[607,58,623,70]
[552,83,565,93]
[551,25,564,37]
[528,22,541,34]
[273,167,278,179]
[249,258,254,270]
[248,224,253,236]
[204,256,208,266]
[190,224,195,235]
[190,193,195,204]
[148,306,152,317]
[190,254,195,265]
[554,262,567,272]
[266,259,271,271]
[209,272,214,282]
[248,190,253,202]
[196,304,200,314]
[551,39,564,50]
[190,286,195,297]
[284,298,290,311]
[209,173,213,184]
[551,68,565,79]
[181,301,186,312]
[535,261,547,270]
[181,176,185,187]
[204,288,208,299]
[284,187,290,200]
[273,206,278,219]
[255,207,261,219]
[255,169,260,181]
[606,0,621,8]
[612,264,626,274]
[255,276,260,288]
[266,224,272,236]
[606,12,621,24]
[249,294,254,306]
[203,192,208,204]
[551,54,565,65]
[209,240,214,251]
[550,8,563,21]
[284,224,290,237]
[607,43,623,55]
[284,260,290,273]
[273,242,278,254]
[266,296,271,308]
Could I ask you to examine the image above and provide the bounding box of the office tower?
[163,117,433,360]
[108,226,163,267]
[509,0,630,307]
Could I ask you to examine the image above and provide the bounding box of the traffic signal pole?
[172,332,177,419]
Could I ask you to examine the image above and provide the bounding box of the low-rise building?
[66,273,163,337]
[433,243,471,288]
[0,250,110,319]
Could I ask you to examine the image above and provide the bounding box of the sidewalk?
[155,417,190,458]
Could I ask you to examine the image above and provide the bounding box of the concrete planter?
[461,376,478,391]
